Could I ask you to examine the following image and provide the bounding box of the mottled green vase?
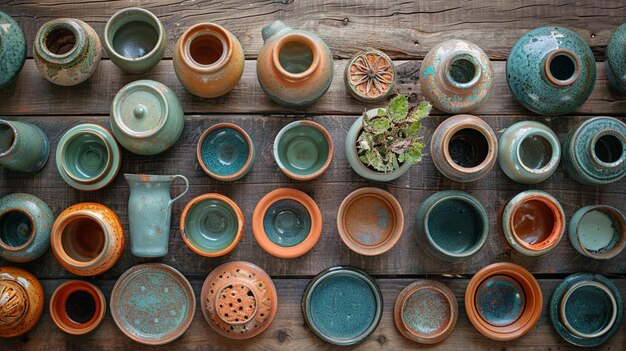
[606,24,626,93]
[0,119,50,173]
[0,11,27,88]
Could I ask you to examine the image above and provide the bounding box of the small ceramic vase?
[0,119,50,173]
[562,116,625,185]
[104,8,166,74]
[345,48,396,102]
[465,262,543,341]
[257,20,334,107]
[180,193,244,257]
[501,190,565,256]
[498,121,560,184]
[51,203,124,276]
[173,23,244,98]
[33,18,102,86]
[421,39,493,113]
[252,188,322,258]
[0,11,26,88]
[606,24,626,93]
[302,266,383,346]
[0,193,53,263]
[507,26,596,115]
[394,280,458,344]
[0,266,44,337]
[49,280,105,335]
[200,261,277,339]
[337,187,404,256]
[110,79,184,155]
[416,190,488,262]
[569,205,625,260]
[56,123,121,191]
[274,120,333,181]
[196,123,255,181]
[550,273,623,347]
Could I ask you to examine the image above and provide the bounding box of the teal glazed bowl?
[569,205,625,260]
[197,123,255,181]
[302,266,383,346]
[273,120,333,181]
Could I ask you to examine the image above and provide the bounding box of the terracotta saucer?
[0,266,44,337]
[50,280,106,335]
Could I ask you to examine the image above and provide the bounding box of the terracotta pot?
[51,203,124,276]
[0,266,44,337]
[345,48,396,102]
[196,123,256,181]
[569,205,626,260]
[49,280,105,335]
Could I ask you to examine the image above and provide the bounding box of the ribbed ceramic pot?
[606,24,626,93]
[104,8,166,74]
[420,39,493,113]
[0,193,53,263]
[0,119,50,173]
[274,120,333,181]
[50,280,106,335]
[498,121,560,184]
[51,203,124,276]
[569,205,625,260]
[562,117,626,185]
[110,79,184,155]
[196,123,256,181]
[257,20,334,107]
[33,18,102,86]
[173,23,244,98]
[0,266,44,337]
[430,114,498,182]
[507,26,596,115]
[345,48,396,102]
[0,11,26,88]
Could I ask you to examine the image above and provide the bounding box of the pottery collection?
[0,11,26,88]
[0,119,50,174]
[0,266,44,337]
[49,280,106,335]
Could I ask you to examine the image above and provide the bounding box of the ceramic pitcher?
[125,174,189,257]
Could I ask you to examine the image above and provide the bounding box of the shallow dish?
[197,123,255,181]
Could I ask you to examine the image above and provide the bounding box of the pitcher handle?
[169,175,190,205]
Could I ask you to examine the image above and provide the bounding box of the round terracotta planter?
[196,123,256,181]
[569,205,626,260]
[0,266,44,337]
[50,280,105,335]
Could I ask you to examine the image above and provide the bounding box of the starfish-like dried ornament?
[346,49,396,102]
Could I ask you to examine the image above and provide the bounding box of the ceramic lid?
[111,80,168,138]
[345,48,396,102]
[0,266,44,337]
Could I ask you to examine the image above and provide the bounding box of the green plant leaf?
[377,108,386,116]
[388,95,408,121]
[403,142,424,164]
[365,150,385,171]
[409,101,432,121]
[369,117,390,134]
[398,152,405,163]
[406,120,422,137]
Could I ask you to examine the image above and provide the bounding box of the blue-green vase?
[0,11,26,88]
[606,23,626,93]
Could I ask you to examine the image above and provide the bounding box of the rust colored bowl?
[50,280,105,335]
[0,266,44,337]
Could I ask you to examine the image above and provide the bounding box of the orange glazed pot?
[51,203,124,276]
[50,280,105,335]
[0,266,44,337]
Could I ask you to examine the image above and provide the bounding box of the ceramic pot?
[394,280,458,344]
[0,266,44,337]
[507,26,596,115]
[200,261,277,339]
[606,24,626,93]
[562,116,625,185]
[273,120,333,181]
[56,123,121,191]
[0,193,53,263]
[125,174,189,258]
[51,203,124,276]
[257,20,334,107]
[0,119,50,174]
[180,193,244,257]
[465,262,542,341]
[49,280,105,335]
[252,188,321,258]
[104,8,166,74]
[110,79,184,155]
[196,123,255,181]
[337,187,403,256]
[550,273,623,347]
[416,190,488,262]
[33,18,102,86]
[569,205,625,260]
[498,121,560,184]
[302,266,382,346]
[0,11,26,88]
[345,48,396,102]
[420,39,493,113]
[173,23,244,98]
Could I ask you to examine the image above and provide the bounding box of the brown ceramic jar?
[49,280,106,335]
[0,266,44,337]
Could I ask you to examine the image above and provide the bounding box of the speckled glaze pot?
[200,261,277,339]
[274,120,333,181]
[33,18,102,86]
[196,123,256,181]
[345,48,396,102]
[507,27,596,115]
[110,80,184,155]
[50,280,106,335]
[0,193,53,263]
[421,39,493,114]
[606,24,626,93]
[257,20,334,107]
[174,23,244,98]
[51,203,124,276]
[0,119,50,174]
[569,205,625,260]
[430,114,497,182]
[562,117,625,185]
[0,12,26,88]
[0,266,44,337]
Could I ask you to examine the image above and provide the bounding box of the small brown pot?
[50,280,105,335]
[0,266,44,337]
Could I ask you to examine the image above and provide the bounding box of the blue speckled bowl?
[197,123,255,181]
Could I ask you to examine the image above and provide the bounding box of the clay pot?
[51,203,124,276]
[0,11,26,88]
[569,205,625,260]
[0,119,50,174]
[50,280,105,335]
[196,123,256,181]
[0,266,44,337]
[606,24,626,93]
[345,48,396,102]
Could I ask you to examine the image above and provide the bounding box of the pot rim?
[178,22,233,73]
[514,128,561,175]
[439,114,497,176]
[559,280,618,339]
[49,280,106,335]
[589,129,625,169]
[543,48,581,87]
[34,18,85,64]
[271,32,321,80]
[196,123,255,181]
[0,207,36,252]
[442,52,483,90]
[104,7,165,63]
[51,210,111,270]
[570,205,626,259]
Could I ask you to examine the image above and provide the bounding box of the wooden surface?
[0,1,624,350]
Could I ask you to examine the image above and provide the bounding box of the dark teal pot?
[0,119,50,173]
[606,24,626,93]
[0,12,26,88]
[507,27,596,115]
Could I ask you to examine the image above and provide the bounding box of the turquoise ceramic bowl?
[0,11,27,88]
[197,123,255,181]
[569,205,625,260]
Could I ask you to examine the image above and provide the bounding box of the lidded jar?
[0,11,27,88]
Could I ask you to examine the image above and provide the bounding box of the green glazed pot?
[569,205,625,260]
[196,123,255,181]
[274,120,333,181]
[606,23,626,93]
[110,80,184,155]
[0,193,53,262]
[0,119,50,173]
[0,11,27,88]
